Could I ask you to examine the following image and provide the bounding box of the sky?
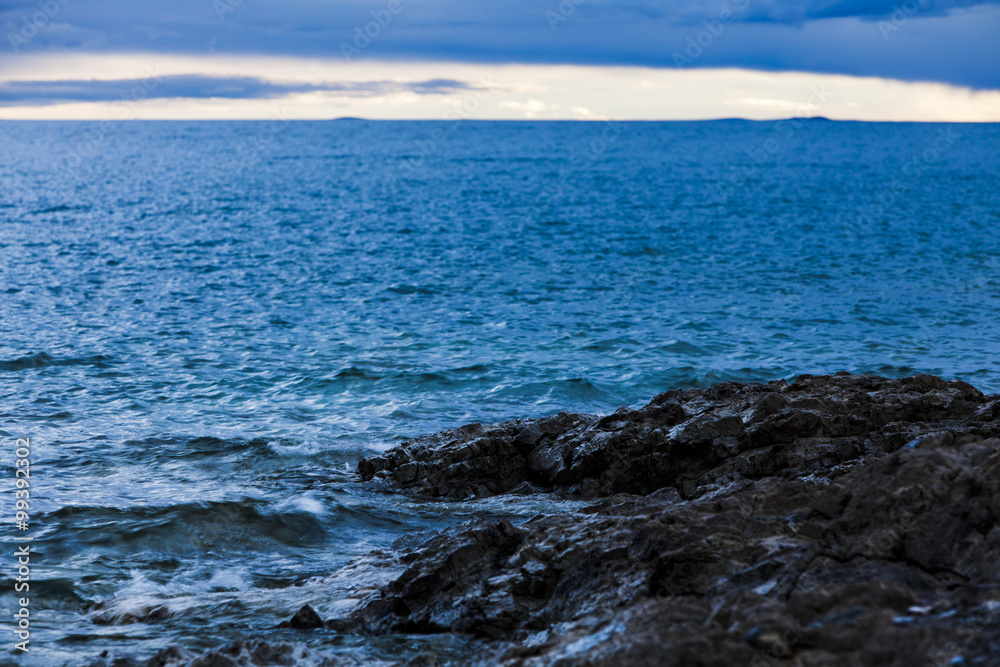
[0,0,998,120]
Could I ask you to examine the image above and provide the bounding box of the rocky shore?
[146,373,1000,665]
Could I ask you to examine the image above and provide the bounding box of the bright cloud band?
[1,55,999,121]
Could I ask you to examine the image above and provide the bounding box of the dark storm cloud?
[0,74,471,106]
[700,0,998,22]
[1,0,997,89]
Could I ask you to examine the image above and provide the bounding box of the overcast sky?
[1,0,998,119]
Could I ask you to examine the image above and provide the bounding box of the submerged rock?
[332,373,1000,665]
[87,640,364,667]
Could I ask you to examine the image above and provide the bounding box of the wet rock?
[358,373,997,500]
[344,437,1000,663]
[328,374,1000,665]
[279,604,324,630]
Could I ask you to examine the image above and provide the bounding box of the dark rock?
[403,655,441,667]
[279,604,324,630]
[322,374,1000,665]
[358,373,996,500]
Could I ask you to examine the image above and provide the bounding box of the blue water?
[0,120,998,665]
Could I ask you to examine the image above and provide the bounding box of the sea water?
[0,120,998,664]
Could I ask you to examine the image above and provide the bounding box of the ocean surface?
[0,120,998,665]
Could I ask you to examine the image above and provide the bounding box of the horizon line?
[0,117,997,123]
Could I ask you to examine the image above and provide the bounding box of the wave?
[0,577,85,606]
[0,352,115,372]
[30,204,91,214]
[39,498,333,555]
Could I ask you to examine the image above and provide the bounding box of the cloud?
[0,74,472,106]
[0,0,996,89]
[499,99,547,118]
[689,0,1000,23]
[3,60,1000,122]
[803,0,998,20]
